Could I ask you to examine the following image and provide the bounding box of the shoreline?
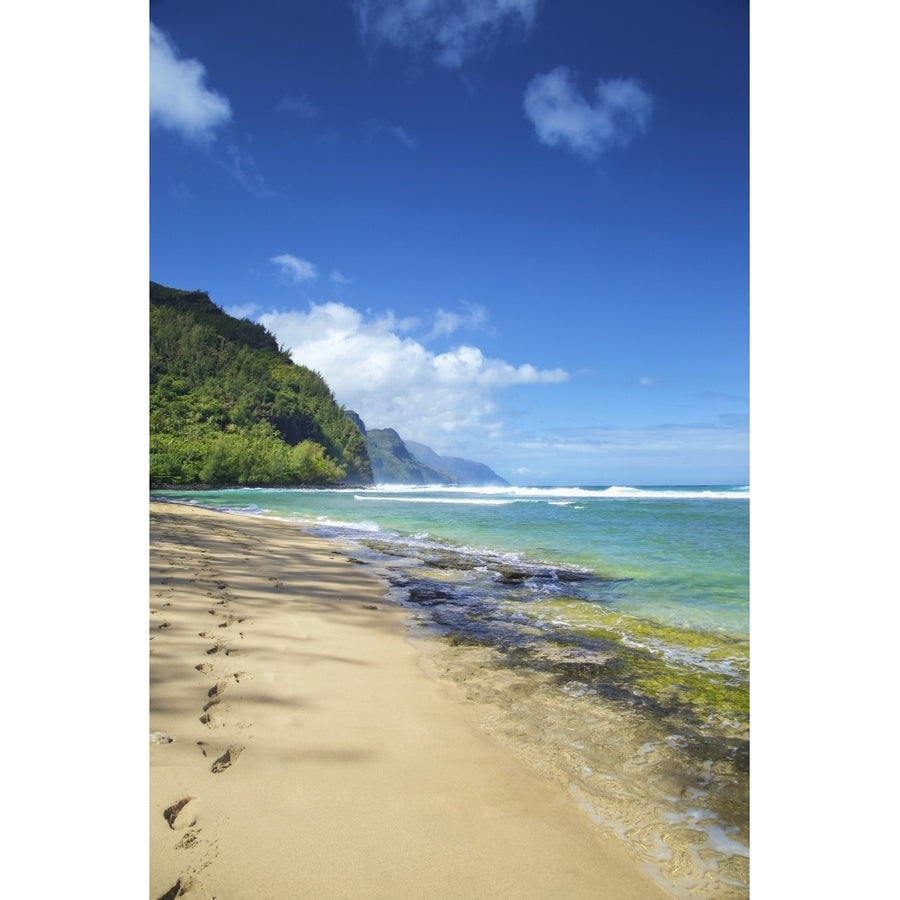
[150,500,672,899]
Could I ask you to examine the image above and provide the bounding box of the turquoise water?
[152,484,750,897]
[153,484,748,635]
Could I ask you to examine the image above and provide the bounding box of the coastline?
[150,500,672,899]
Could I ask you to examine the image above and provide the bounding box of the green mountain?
[150,282,373,487]
[363,427,456,485]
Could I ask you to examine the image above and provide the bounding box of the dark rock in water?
[447,632,488,647]
[494,567,530,584]
[551,659,624,680]
[423,552,483,571]
[556,569,594,583]
[493,564,593,586]
[407,585,454,606]
[387,575,413,588]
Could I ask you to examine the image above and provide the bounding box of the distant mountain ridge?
[404,440,509,487]
[363,427,451,485]
[346,413,508,487]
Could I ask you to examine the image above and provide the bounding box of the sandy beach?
[150,500,673,899]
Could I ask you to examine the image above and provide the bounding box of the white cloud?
[149,23,232,144]
[429,302,488,338]
[353,0,538,68]
[257,301,568,444]
[270,254,319,283]
[330,268,352,284]
[523,67,653,161]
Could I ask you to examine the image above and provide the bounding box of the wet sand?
[149,500,672,899]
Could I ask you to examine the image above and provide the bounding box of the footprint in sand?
[211,746,243,773]
[156,874,212,900]
[199,681,228,724]
[175,831,198,850]
[197,742,244,773]
[199,709,220,727]
[163,797,199,830]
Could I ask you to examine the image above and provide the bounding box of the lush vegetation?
[150,283,373,487]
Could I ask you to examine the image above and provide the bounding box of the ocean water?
[152,484,749,898]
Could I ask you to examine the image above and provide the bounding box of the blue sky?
[149,0,748,485]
